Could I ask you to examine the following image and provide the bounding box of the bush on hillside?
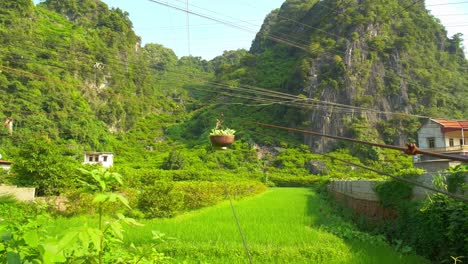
[268,173,329,187]
[175,180,266,210]
[138,180,184,218]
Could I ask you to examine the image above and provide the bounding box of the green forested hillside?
[0,0,210,151]
[1,1,466,262]
[215,0,468,150]
[0,0,466,189]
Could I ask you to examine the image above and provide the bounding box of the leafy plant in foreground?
[1,168,169,263]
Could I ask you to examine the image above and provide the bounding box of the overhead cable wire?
[239,120,468,163]
[201,81,435,119]
[445,24,468,27]
[434,13,468,16]
[427,1,468,6]
[170,0,314,47]
[172,0,260,30]
[186,0,191,56]
[0,42,458,122]
[0,59,445,122]
[4,12,468,85]
[400,0,425,12]
[0,65,72,86]
[182,77,422,118]
[115,73,463,118]
[213,151,253,264]
[142,0,468,76]
[146,0,311,52]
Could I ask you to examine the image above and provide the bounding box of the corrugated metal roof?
[432,119,468,129]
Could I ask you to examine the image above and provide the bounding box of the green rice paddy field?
[122,188,429,263]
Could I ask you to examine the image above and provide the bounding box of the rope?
[214,149,253,264]
[241,120,468,163]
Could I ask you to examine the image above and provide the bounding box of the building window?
[428,138,435,148]
[449,138,454,147]
[461,139,465,146]
[103,156,108,162]
[94,156,99,162]
[88,156,93,162]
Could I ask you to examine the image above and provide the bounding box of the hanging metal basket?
[209,135,235,147]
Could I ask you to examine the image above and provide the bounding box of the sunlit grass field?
[119,188,429,263]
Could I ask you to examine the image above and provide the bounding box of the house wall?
[100,154,113,168]
[0,164,11,170]
[418,120,445,149]
[444,130,466,147]
[83,153,114,168]
[414,160,462,172]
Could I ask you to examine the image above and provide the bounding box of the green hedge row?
[62,180,267,219]
[268,174,330,187]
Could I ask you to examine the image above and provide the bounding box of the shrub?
[371,168,467,262]
[62,187,136,216]
[374,180,413,208]
[374,169,423,208]
[12,137,79,196]
[391,194,468,261]
[138,180,184,218]
[268,173,329,187]
[161,150,185,170]
[446,165,467,194]
[175,180,267,211]
[175,181,224,209]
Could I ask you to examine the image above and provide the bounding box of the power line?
[186,0,191,56]
[445,24,468,27]
[432,13,468,16]
[7,0,468,81]
[214,151,253,264]
[146,0,311,52]
[0,58,447,122]
[3,77,465,203]
[240,120,468,163]
[142,0,468,82]
[2,16,464,120]
[1,40,462,123]
[427,1,468,6]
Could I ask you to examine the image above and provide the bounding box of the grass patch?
[122,188,429,263]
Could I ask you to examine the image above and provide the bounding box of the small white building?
[415,119,468,171]
[83,152,114,168]
[0,160,13,170]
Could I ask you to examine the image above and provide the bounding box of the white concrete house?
[0,160,13,170]
[83,152,114,168]
[415,119,468,171]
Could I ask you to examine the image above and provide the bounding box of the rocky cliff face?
[251,0,468,151]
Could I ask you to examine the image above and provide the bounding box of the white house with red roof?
[415,119,468,171]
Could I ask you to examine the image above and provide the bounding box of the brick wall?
[330,190,397,221]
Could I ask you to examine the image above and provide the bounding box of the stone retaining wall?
[330,190,397,221]
[0,185,35,202]
[329,173,467,220]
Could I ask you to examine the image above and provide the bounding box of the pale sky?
[103,0,285,59]
[426,0,468,56]
[34,0,468,60]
